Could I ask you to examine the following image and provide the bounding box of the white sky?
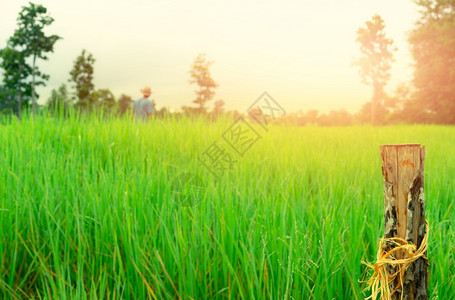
[0,0,420,113]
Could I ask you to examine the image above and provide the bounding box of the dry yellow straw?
[363,221,429,300]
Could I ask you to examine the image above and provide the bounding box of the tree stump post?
[380,144,428,299]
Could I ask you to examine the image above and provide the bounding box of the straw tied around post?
[198,92,286,179]
[364,144,429,300]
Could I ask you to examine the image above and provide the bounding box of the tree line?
[0,3,223,120]
[1,1,455,125]
[354,0,455,125]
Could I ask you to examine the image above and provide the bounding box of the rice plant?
[0,113,454,299]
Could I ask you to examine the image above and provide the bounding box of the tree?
[0,83,17,115]
[409,0,455,123]
[212,99,225,115]
[303,110,319,125]
[310,110,351,126]
[155,107,169,118]
[69,50,95,110]
[0,47,33,119]
[355,101,389,125]
[354,14,395,125]
[189,54,218,113]
[181,105,200,117]
[91,88,116,113]
[8,2,60,115]
[47,83,70,114]
[118,94,133,115]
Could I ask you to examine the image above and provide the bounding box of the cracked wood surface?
[380,144,428,300]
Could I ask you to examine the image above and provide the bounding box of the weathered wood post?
[380,144,428,299]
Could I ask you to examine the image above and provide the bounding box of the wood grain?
[380,144,427,300]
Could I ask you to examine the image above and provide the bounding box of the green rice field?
[0,113,454,299]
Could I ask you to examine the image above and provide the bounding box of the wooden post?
[380,144,427,299]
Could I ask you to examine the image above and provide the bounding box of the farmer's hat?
[140,86,151,97]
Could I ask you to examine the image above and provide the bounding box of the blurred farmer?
[133,86,154,122]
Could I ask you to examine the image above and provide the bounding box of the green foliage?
[9,3,60,59]
[91,88,116,113]
[118,94,133,115]
[189,53,218,113]
[69,50,95,110]
[0,47,32,118]
[7,2,60,113]
[355,15,395,125]
[181,105,203,117]
[0,84,16,115]
[409,0,455,123]
[47,83,70,114]
[0,115,454,298]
